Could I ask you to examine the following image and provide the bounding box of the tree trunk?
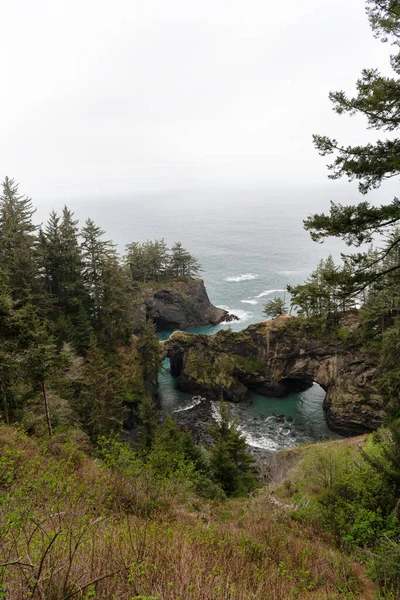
[42,380,52,437]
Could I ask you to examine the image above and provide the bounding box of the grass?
[0,425,378,599]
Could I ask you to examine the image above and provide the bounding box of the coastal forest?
[1,1,400,598]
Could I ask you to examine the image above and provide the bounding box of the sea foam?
[224,273,259,282]
[255,289,285,298]
[173,396,203,413]
[241,299,258,305]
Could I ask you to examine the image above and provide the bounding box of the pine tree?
[263,297,287,319]
[0,177,41,302]
[40,207,92,348]
[169,242,201,278]
[23,316,64,437]
[305,1,400,294]
[81,219,115,321]
[96,255,134,349]
[209,401,257,497]
[79,340,125,439]
[137,395,158,452]
[154,414,207,471]
[137,320,162,392]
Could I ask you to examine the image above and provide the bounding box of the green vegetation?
[0,425,378,599]
[0,176,200,440]
[209,401,258,497]
[125,239,201,283]
[273,435,400,596]
[263,296,288,319]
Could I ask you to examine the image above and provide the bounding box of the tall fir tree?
[0,177,42,303]
[137,320,162,393]
[209,401,257,497]
[79,340,125,439]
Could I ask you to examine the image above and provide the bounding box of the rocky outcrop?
[165,313,385,435]
[134,279,238,331]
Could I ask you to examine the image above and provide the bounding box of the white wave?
[255,289,285,299]
[224,273,259,282]
[173,396,203,413]
[241,299,258,305]
[241,430,280,451]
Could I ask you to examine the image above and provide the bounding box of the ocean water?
[40,185,354,449]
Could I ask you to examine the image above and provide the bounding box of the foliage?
[0,424,374,599]
[209,401,258,497]
[304,1,400,297]
[283,437,400,594]
[125,239,201,283]
[263,296,287,319]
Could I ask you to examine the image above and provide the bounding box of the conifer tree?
[137,395,158,452]
[137,320,162,391]
[263,297,287,319]
[209,401,257,497]
[40,207,92,348]
[155,414,207,471]
[81,219,115,321]
[96,255,134,349]
[79,340,125,439]
[169,242,201,278]
[23,313,65,437]
[0,177,41,302]
[305,1,400,294]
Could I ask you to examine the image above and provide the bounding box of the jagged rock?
[133,279,237,331]
[165,314,385,435]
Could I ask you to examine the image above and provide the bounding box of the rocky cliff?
[165,313,385,435]
[134,278,237,331]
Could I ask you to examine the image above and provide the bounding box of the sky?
[0,0,394,199]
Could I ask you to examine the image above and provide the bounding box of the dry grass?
[0,426,377,599]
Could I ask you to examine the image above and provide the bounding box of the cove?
[158,323,342,451]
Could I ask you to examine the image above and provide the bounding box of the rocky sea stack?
[135,278,238,331]
[165,313,385,435]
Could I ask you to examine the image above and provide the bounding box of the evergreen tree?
[137,320,162,391]
[137,395,158,452]
[81,218,115,321]
[263,297,287,319]
[288,255,356,319]
[305,1,400,294]
[23,321,63,437]
[154,414,207,471]
[79,340,125,439]
[0,272,24,424]
[96,255,134,349]
[40,207,92,348]
[0,177,41,302]
[169,242,201,278]
[209,401,257,497]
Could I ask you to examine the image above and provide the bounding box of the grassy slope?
[0,426,377,600]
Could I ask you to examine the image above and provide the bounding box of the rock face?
[139,279,238,330]
[165,313,385,435]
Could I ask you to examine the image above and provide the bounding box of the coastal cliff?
[133,278,237,331]
[165,313,385,435]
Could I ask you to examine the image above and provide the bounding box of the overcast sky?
[0,0,393,199]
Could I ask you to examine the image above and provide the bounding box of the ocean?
[38,184,361,449]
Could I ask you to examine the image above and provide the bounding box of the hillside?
[0,425,378,600]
